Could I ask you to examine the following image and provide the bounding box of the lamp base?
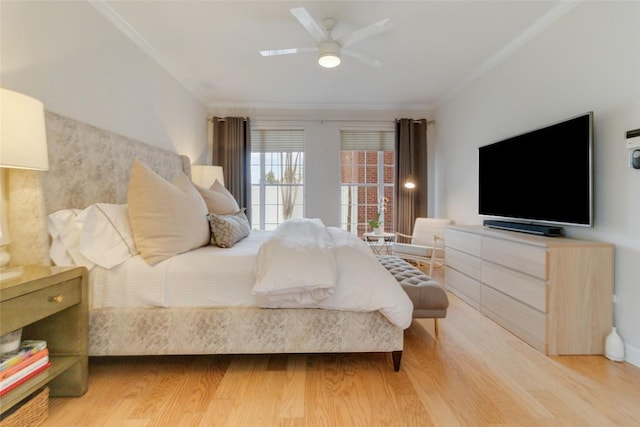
[0,245,10,269]
[0,266,23,281]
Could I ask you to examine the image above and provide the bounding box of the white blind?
[251,129,304,152]
[340,130,395,151]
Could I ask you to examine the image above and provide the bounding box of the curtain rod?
[208,117,434,124]
[208,117,248,122]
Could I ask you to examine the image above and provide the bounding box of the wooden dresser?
[445,225,614,355]
[0,266,88,415]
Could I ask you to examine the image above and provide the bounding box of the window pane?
[339,145,395,238]
[250,128,305,230]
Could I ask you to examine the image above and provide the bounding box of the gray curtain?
[395,118,428,238]
[211,117,252,221]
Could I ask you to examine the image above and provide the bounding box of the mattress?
[89,231,271,309]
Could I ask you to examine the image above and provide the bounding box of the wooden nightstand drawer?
[1,278,81,333]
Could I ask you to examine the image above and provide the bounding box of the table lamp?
[0,88,49,279]
[191,165,224,188]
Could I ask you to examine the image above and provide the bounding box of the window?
[340,130,395,237]
[250,128,304,230]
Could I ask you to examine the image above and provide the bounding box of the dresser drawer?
[482,261,547,312]
[446,247,481,280]
[446,228,481,256]
[482,236,547,279]
[445,266,481,308]
[481,285,546,353]
[1,278,81,332]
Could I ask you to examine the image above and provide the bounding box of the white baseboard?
[624,342,640,368]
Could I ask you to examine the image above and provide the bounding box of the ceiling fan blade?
[342,49,383,68]
[260,47,318,57]
[290,7,327,43]
[338,18,392,48]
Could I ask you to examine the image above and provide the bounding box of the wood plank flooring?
[42,271,640,426]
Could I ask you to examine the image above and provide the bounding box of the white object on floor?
[605,327,625,362]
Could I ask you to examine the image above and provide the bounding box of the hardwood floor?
[43,271,640,426]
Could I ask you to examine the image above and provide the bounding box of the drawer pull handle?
[50,295,63,303]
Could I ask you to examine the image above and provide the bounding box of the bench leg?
[391,351,402,371]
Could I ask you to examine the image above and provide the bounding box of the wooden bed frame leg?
[391,351,402,371]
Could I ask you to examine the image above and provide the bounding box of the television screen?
[478,112,593,227]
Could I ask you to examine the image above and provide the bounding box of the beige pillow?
[208,210,250,248]
[196,180,240,214]
[128,160,210,265]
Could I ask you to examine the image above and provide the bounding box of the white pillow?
[196,180,240,214]
[78,203,138,269]
[127,159,210,266]
[47,208,95,269]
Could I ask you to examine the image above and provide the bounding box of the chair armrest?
[395,232,412,238]
[395,232,413,243]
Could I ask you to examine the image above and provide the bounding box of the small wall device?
[627,128,640,149]
[632,149,640,169]
[626,129,640,169]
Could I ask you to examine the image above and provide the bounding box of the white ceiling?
[93,0,574,112]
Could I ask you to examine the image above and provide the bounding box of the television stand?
[445,225,613,355]
[483,220,565,237]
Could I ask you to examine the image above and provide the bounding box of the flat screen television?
[478,112,593,234]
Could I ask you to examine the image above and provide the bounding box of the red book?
[0,359,52,396]
[0,348,49,381]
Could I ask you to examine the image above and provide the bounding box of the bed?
[9,111,411,371]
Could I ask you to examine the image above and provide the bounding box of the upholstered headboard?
[8,111,191,266]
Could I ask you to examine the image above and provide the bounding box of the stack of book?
[0,340,50,396]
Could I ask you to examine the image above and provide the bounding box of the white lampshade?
[191,165,224,188]
[0,88,48,271]
[1,88,49,171]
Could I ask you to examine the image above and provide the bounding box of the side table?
[0,266,88,415]
[363,232,396,255]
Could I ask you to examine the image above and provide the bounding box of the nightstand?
[0,266,88,415]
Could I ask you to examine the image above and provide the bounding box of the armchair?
[392,218,453,276]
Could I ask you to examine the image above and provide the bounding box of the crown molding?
[88,0,207,106]
[436,0,581,106]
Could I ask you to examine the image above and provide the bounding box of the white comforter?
[253,219,414,329]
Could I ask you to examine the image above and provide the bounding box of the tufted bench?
[377,255,449,336]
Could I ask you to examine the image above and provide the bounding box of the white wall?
[435,1,640,366]
[0,1,208,163]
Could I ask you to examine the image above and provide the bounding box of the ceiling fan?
[260,7,392,69]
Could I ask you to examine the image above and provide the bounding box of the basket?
[0,387,49,427]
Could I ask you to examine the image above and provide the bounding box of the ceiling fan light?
[318,40,341,68]
[318,53,341,68]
